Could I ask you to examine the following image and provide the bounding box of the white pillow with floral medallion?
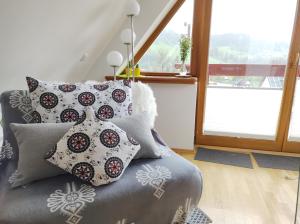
[45,107,140,186]
[26,77,132,123]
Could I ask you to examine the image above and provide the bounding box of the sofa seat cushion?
[0,149,202,224]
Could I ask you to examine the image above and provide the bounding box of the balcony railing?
[207,64,300,77]
[203,64,300,138]
[173,63,300,76]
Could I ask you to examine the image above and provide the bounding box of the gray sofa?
[0,90,203,224]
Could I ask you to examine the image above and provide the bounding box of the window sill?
[105,75,197,85]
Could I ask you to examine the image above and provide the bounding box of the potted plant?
[179,35,191,76]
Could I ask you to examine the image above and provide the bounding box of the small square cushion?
[46,108,140,186]
[111,112,161,159]
[26,77,132,123]
[9,122,73,187]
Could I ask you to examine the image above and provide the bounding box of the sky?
[166,0,297,42]
[165,0,194,36]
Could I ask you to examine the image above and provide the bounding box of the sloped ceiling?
[0,0,128,92]
[86,0,175,80]
[0,0,174,93]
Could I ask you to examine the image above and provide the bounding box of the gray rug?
[252,153,300,171]
[186,207,212,224]
[195,148,253,168]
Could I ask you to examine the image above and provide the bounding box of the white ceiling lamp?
[125,0,141,17]
[106,51,123,80]
[120,28,136,45]
[106,0,141,81]
[125,0,140,81]
[120,28,136,71]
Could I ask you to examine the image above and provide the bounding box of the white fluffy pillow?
[131,81,157,128]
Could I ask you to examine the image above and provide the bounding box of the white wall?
[150,83,197,150]
[0,0,197,150]
[0,0,128,92]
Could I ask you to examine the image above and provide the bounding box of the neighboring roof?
[265,77,284,88]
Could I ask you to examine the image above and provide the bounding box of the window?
[207,0,296,89]
[138,0,194,73]
[203,0,297,139]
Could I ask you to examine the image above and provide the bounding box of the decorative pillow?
[132,81,157,128]
[0,90,34,167]
[111,112,161,159]
[26,77,132,123]
[46,108,140,186]
[10,122,73,187]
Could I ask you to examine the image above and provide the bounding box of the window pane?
[203,0,297,139]
[138,0,194,72]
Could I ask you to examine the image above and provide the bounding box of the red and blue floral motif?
[112,89,126,103]
[26,77,39,93]
[72,162,95,182]
[31,110,42,123]
[58,84,76,92]
[94,84,109,91]
[40,92,58,109]
[97,105,114,120]
[67,133,90,153]
[60,109,80,122]
[100,129,120,148]
[104,157,123,178]
[78,92,95,106]
[75,111,86,125]
[123,79,131,88]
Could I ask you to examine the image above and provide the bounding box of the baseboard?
[195,144,300,157]
[172,148,195,154]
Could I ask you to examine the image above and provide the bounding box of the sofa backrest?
[0,90,33,166]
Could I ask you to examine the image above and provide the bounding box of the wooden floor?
[179,147,299,224]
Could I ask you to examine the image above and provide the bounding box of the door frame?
[282,5,300,152]
[194,0,300,152]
